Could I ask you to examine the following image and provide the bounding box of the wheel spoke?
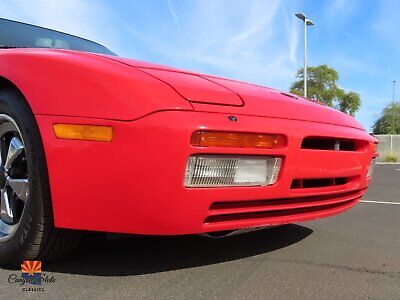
[0,219,16,236]
[8,178,29,202]
[0,188,13,223]
[4,137,24,170]
[0,138,2,167]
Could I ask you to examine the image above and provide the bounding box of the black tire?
[0,88,81,268]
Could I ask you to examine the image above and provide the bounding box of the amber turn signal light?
[190,131,285,149]
[53,124,113,142]
[371,143,378,153]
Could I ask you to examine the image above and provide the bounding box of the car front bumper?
[35,111,376,235]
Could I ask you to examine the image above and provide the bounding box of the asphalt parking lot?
[0,165,399,299]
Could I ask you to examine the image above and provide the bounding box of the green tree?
[339,91,361,116]
[290,64,361,115]
[372,103,400,134]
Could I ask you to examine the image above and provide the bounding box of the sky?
[0,0,398,131]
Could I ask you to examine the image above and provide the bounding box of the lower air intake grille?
[205,189,364,224]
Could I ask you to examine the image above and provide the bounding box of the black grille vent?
[302,137,356,151]
[291,177,349,189]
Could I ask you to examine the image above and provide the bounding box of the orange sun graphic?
[21,260,42,276]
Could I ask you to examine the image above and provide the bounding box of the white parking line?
[360,200,400,205]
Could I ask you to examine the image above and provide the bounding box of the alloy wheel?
[0,114,29,241]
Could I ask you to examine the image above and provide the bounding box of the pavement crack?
[267,258,400,278]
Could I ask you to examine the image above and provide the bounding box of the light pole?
[391,80,396,155]
[295,13,314,98]
[393,80,396,134]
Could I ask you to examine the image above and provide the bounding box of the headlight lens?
[366,158,376,178]
[184,155,282,187]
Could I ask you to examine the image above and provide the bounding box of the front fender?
[0,49,193,120]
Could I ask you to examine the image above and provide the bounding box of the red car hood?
[108,56,364,130]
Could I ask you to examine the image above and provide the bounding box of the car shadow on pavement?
[44,224,313,276]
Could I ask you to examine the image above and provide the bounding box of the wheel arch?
[0,75,57,221]
[0,75,35,114]
[0,84,81,265]
[0,75,25,97]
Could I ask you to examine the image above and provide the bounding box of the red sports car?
[0,18,377,266]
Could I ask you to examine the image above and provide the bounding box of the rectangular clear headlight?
[184,155,282,187]
[366,158,376,178]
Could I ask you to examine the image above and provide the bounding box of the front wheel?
[0,88,80,267]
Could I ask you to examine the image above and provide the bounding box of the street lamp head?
[306,19,314,26]
[295,13,306,21]
[295,13,314,26]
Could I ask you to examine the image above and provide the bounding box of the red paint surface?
[0,49,377,234]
